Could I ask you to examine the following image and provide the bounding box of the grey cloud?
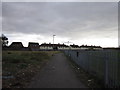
[2,0,119,2]
[2,2,118,40]
[0,2,2,34]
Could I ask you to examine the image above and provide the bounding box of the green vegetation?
[2,51,60,88]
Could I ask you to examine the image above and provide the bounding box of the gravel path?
[27,52,88,88]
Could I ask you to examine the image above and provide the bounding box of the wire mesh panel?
[64,50,120,88]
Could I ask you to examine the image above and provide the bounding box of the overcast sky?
[1,0,119,2]
[2,2,118,47]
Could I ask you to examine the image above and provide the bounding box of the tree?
[1,34,9,47]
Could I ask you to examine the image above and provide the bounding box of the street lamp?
[53,35,56,50]
[53,35,56,44]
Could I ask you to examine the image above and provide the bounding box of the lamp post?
[64,41,72,49]
[53,35,56,44]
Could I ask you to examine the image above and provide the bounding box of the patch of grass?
[3,51,49,63]
[2,51,59,88]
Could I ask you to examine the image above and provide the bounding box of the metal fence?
[64,50,120,88]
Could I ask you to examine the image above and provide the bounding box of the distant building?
[80,45,102,50]
[40,43,53,50]
[9,42,24,50]
[40,43,69,50]
[28,42,39,51]
[70,44,80,50]
[57,43,69,50]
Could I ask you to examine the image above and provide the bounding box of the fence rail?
[64,50,120,88]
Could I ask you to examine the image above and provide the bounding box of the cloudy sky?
[2,1,118,47]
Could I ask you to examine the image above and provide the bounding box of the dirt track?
[27,52,88,88]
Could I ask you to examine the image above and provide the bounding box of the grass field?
[2,51,60,88]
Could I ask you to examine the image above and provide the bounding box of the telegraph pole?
[64,41,73,50]
[64,41,72,46]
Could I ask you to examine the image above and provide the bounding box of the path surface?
[28,53,87,88]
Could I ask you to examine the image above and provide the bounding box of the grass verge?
[2,51,60,88]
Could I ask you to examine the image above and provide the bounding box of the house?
[39,43,69,50]
[80,45,102,50]
[70,44,80,50]
[57,43,69,50]
[9,42,24,50]
[40,43,60,50]
[28,42,39,51]
[40,43,53,50]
